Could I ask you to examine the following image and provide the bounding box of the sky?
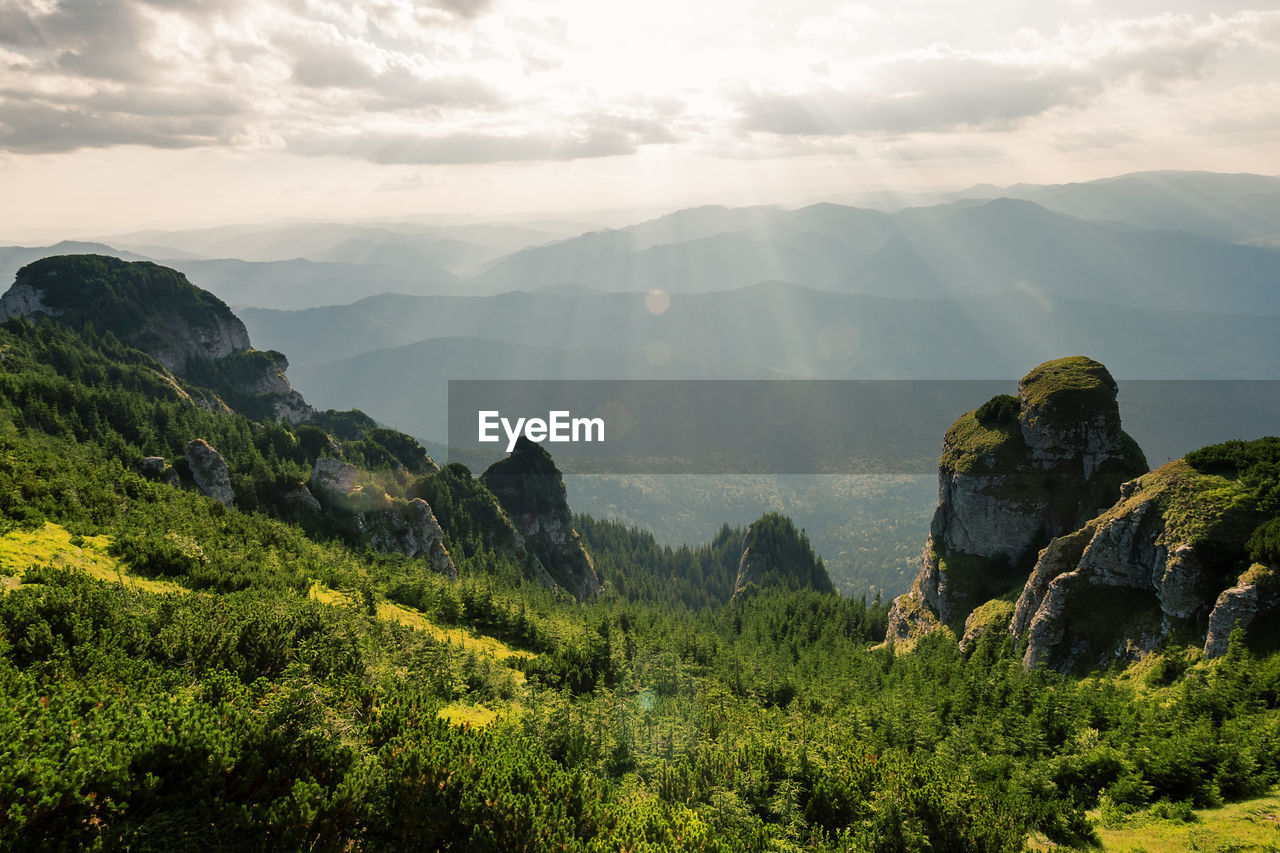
[1,0,1279,236]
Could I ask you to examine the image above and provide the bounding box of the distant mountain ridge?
[5,169,1279,314]
[472,196,1280,312]
[247,284,1280,382]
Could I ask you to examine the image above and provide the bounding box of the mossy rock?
[939,407,1028,476]
[1095,459,1263,587]
[962,598,1016,648]
[1018,355,1120,426]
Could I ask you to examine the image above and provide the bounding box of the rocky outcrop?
[731,513,834,600]
[1013,456,1272,671]
[363,498,457,579]
[136,455,181,488]
[311,457,358,497]
[216,349,315,425]
[307,458,455,577]
[482,437,601,600]
[887,357,1147,640]
[269,392,314,425]
[1,255,316,425]
[1204,564,1280,658]
[184,439,235,507]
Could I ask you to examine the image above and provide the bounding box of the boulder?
[184,439,235,507]
[311,456,358,496]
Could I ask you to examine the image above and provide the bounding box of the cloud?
[0,1,1275,168]
[740,61,1090,136]
[0,97,232,151]
[291,114,675,163]
[435,0,493,21]
[737,11,1280,138]
[0,0,525,157]
[290,39,380,89]
[289,42,507,111]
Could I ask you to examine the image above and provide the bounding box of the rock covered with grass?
[888,356,1147,641]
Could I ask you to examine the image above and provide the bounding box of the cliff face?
[482,437,601,601]
[1013,453,1277,670]
[887,356,1147,641]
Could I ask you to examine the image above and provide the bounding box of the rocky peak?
[887,356,1147,641]
[482,437,601,600]
[1,254,313,424]
[1017,357,1128,477]
[732,513,834,600]
[2,255,249,374]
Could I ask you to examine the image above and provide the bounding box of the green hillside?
[1,282,1279,849]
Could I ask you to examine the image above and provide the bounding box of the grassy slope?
[1030,787,1280,851]
[3,521,534,730]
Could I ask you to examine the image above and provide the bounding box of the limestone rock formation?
[211,349,315,424]
[311,457,358,497]
[363,498,457,579]
[1014,456,1277,670]
[482,437,601,600]
[1204,565,1280,658]
[184,439,235,507]
[887,357,1147,641]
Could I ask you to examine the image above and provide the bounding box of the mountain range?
[3,169,1278,597]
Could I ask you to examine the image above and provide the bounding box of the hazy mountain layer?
[471,197,1280,311]
[249,284,1280,380]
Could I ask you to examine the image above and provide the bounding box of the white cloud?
[736,10,1280,140]
[0,0,1277,172]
